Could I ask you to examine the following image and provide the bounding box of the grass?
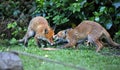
[0,42,120,70]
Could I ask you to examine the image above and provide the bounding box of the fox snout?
[53,35,56,39]
[53,35,59,41]
[50,43,54,45]
[48,40,55,46]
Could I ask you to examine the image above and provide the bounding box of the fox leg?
[87,35,94,46]
[25,29,35,46]
[88,35,103,52]
[19,29,34,47]
[62,40,77,48]
[94,40,103,52]
[86,40,90,46]
[76,38,87,49]
[39,40,47,48]
[34,34,41,47]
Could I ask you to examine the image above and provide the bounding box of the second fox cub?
[54,20,120,52]
[19,16,54,47]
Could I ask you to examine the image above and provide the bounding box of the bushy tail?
[18,38,25,43]
[18,34,28,47]
[103,30,120,47]
[18,29,35,47]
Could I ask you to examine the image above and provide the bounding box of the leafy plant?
[9,38,17,44]
[114,30,120,42]
[0,0,120,42]
[0,0,35,39]
[34,0,120,31]
[52,14,69,25]
[7,21,23,39]
[7,22,17,29]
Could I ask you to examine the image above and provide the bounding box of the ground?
[0,41,120,70]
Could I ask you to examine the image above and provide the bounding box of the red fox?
[54,20,120,52]
[53,28,88,47]
[19,16,54,47]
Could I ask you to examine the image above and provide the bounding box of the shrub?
[35,0,120,38]
[0,0,120,41]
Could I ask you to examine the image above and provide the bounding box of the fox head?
[44,28,54,45]
[53,28,73,45]
[37,28,54,45]
[53,28,72,40]
[53,30,66,41]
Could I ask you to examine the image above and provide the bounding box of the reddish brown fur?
[54,20,120,52]
[19,16,54,47]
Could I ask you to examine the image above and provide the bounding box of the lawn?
[0,43,120,70]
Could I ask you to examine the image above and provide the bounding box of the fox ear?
[62,30,65,35]
[52,24,57,31]
[63,30,67,35]
[45,29,48,34]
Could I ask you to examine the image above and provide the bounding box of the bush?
[35,0,120,38]
[0,0,120,41]
[0,0,36,39]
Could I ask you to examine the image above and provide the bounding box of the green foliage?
[52,14,69,25]
[35,0,87,25]
[34,0,120,42]
[9,38,17,44]
[68,0,86,13]
[91,6,113,29]
[0,0,120,41]
[0,0,36,39]
[7,22,17,29]
[114,30,120,42]
[36,0,44,7]
[7,22,22,38]
[34,0,120,30]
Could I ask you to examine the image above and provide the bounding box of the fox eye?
[51,37,53,40]
[45,29,48,34]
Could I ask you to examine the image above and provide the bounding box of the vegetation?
[0,0,120,40]
[0,43,120,70]
[0,0,120,70]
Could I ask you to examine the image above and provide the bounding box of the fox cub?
[54,20,120,52]
[19,16,54,47]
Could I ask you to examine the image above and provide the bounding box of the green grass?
[0,44,120,70]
